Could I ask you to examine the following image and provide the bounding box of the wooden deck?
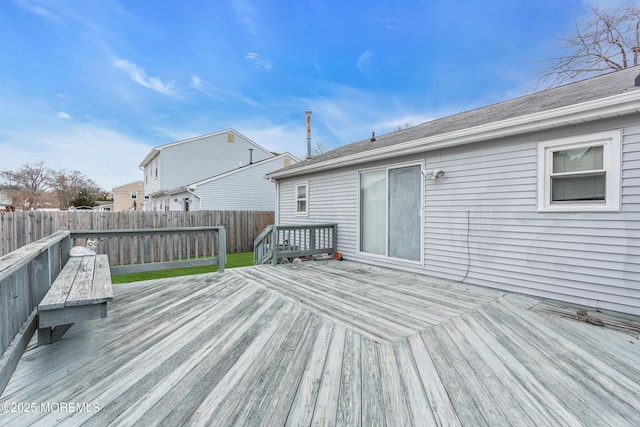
[1,261,639,426]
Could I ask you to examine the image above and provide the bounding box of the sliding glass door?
[359,164,422,262]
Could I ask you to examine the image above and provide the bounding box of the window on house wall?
[359,163,422,262]
[538,131,621,212]
[296,182,308,215]
[131,192,137,199]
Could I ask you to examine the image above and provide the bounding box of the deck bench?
[37,254,113,345]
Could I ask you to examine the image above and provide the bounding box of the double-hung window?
[537,131,621,212]
[296,182,308,215]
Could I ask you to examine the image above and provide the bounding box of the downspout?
[186,186,202,210]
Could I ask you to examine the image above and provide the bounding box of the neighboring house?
[267,67,640,316]
[94,201,114,212]
[162,154,298,211]
[139,129,274,211]
[113,181,144,211]
[0,191,12,211]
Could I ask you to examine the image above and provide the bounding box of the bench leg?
[38,324,74,346]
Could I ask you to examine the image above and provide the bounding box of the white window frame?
[130,191,138,199]
[295,181,309,216]
[356,160,424,265]
[537,130,621,212]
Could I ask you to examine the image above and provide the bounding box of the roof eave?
[266,90,640,180]
[139,149,160,168]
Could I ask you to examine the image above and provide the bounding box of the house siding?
[275,117,640,315]
[194,156,294,211]
[160,133,272,191]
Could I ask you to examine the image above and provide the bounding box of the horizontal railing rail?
[70,227,226,274]
[254,224,337,265]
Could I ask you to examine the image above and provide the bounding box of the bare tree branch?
[537,4,640,88]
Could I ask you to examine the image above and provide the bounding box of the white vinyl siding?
[160,132,271,191]
[274,118,640,316]
[192,156,294,211]
[278,168,358,255]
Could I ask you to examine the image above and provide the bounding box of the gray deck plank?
[285,321,333,426]
[259,314,325,426]
[311,324,346,426]
[378,343,413,426]
[336,329,362,427]
[360,337,386,426]
[96,291,282,426]
[476,302,635,426]
[393,340,438,427]
[2,260,640,426]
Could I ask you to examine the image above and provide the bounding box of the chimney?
[249,148,253,164]
[306,110,312,159]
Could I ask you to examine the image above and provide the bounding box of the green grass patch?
[111,251,254,284]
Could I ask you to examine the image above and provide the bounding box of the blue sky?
[0,0,620,190]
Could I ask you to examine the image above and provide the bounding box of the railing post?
[332,224,338,256]
[309,227,316,251]
[271,226,279,266]
[217,227,226,273]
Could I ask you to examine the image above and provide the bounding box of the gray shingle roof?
[278,66,640,174]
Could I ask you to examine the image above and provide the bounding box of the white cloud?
[113,58,181,97]
[232,0,259,35]
[356,50,375,80]
[56,111,72,119]
[245,52,272,69]
[190,75,203,89]
[189,74,261,107]
[10,0,54,19]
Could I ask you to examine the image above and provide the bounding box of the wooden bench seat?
[38,254,113,345]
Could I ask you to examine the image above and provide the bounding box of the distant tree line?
[0,162,110,211]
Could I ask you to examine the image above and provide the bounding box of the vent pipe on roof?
[370,132,376,142]
[249,148,253,164]
[635,73,640,87]
[306,111,312,159]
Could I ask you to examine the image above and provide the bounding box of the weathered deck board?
[1,260,640,426]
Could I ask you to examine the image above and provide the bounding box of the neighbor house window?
[131,192,138,199]
[537,131,621,212]
[296,182,308,215]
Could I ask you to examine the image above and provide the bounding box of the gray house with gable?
[139,129,279,211]
[267,67,640,316]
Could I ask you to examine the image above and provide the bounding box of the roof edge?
[267,90,640,180]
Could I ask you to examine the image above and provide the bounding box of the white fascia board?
[139,149,160,168]
[267,90,640,180]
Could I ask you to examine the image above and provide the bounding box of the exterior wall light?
[423,169,445,180]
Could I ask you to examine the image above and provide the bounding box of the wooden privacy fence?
[0,210,273,256]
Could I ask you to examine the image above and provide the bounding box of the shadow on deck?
[1,261,639,426]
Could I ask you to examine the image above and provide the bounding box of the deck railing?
[0,226,226,395]
[0,231,70,395]
[254,224,338,265]
[70,226,226,274]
